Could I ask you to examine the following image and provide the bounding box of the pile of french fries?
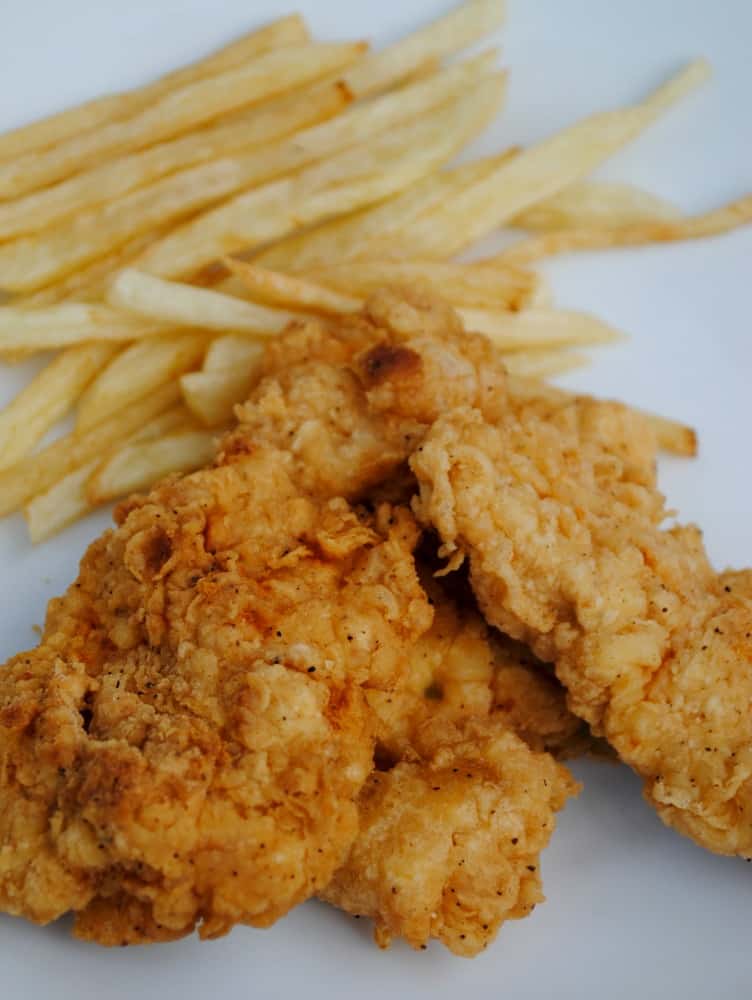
[0,0,748,542]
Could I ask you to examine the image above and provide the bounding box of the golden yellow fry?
[0,303,165,352]
[181,370,259,427]
[343,0,505,98]
[76,332,207,432]
[225,260,361,315]
[0,80,350,242]
[256,150,517,271]
[139,77,505,280]
[513,180,681,231]
[203,335,266,373]
[0,42,364,200]
[23,461,99,544]
[0,343,118,470]
[0,382,180,519]
[22,228,171,306]
[0,15,309,164]
[23,403,197,543]
[502,349,590,378]
[366,60,711,258]
[498,193,752,264]
[108,268,296,334]
[459,307,624,351]
[86,430,218,505]
[131,404,200,442]
[304,257,539,310]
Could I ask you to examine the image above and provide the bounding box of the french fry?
[181,370,259,427]
[516,182,681,232]
[0,42,365,200]
[225,260,361,315]
[22,228,172,306]
[0,79,351,242]
[138,77,505,280]
[0,382,180,519]
[304,258,539,310]
[76,331,208,432]
[23,403,197,542]
[502,349,590,378]
[108,269,297,334]
[0,343,118,470]
[343,0,505,98]
[513,180,680,231]
[23,461,99,544]
[366,60,711,258]
[498,193,752,264]
[0,69,501,294]
[0,303,165,353]
[86,430,218,505]
[0,15,309,164]
[256,149,517,271]
[203,335,266,374]
[459,307,624,350]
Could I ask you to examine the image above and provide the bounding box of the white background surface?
[1,2,751,998]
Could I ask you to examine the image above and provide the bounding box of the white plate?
[1,2,751,998]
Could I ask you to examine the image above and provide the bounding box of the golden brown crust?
[0,446,432,941]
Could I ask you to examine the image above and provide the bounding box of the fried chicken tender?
[321,715,576,957]
[365,570,594,762]
[409,403,752,857]
[0,443,432,943]
[321,568,581,956]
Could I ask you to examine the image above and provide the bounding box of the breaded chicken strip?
[410,404,752,857]
[321,715,576,957]
[366,569,595,762]
[0,443,432,944]
[321,569,581,956]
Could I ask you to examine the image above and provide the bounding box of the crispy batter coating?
[321,568,581,956]
[410,403,752,857]
[0,444,432,943]
[229,285,509,501]
[321,715,576,957]
[366,569,594,762]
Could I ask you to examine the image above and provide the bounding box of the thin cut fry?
[23,403,197,542]
[0,304,165,353]
[76,331,207,432]
[0,15,309,164]
[304,257,539,310]
[22,227,172,306]
[0,343,118,470]
[139,78,505,280]
[203,335,266,374]
[0,42,365,200]
[458,307,624,350]
[23,461,99,544]
[0,71,502,294]
[366,60,711,258]
[513,180,681,231]
[502,349,590,378]
[343,0,505,97]
[0,79,350,241]
[86,430,218,505]
[109,268,297,334]
[498,193,752,264]
[181,370,260,427]
[256,150,517,271]
[225,260,361,315]
[0,382,180,518]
